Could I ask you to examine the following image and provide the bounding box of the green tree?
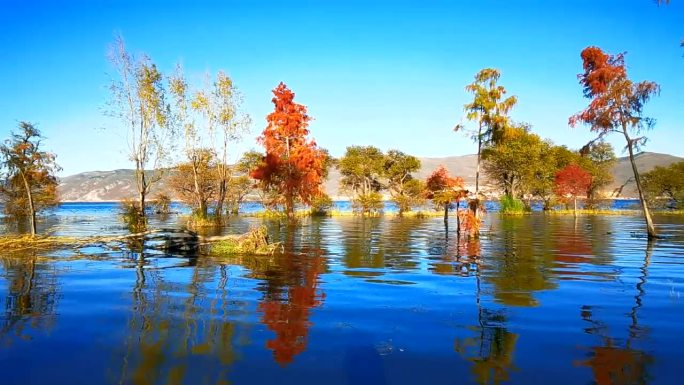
[457,68,517,194]
[641,161,684,209]
[383,150,423,215]
[107,35,173,224]
[0,122,60,236]
[482,126,545,199]
[528,143,577,209]
[225,152,261,215]
[338,145,386,215]
[582,141,617,202]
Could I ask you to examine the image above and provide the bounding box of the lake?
[1,203,683,384]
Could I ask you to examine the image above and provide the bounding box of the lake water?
[1,203,683,384]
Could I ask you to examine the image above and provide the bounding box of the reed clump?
[210,226,281,255]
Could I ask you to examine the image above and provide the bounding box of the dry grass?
[210,226,281,255]
[0,235,81,253]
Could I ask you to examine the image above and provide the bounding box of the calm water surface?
[1,203,683,384]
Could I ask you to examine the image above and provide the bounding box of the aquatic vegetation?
[499,195,526,215]
[210,226,280,255]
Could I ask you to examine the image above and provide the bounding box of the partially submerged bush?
[352,192,384,215]
[310,193,333,216]
[211,225,279,255]
[153,193,172,215]
[499,195,526,215]
[120,199,146,232]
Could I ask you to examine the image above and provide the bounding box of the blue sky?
[1,0,682,176]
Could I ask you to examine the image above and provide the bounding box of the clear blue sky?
[1,0,682,176]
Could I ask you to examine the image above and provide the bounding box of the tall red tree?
[252,83,327,218]
[570,46,660,238]
[555,164,592,216]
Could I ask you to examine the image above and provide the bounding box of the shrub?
[352,192,384,215]
[153,193,172,215]
[499,195,525,214]
[310,193,333,216]
[120,199,146,232]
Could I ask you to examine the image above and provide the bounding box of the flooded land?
[1,203,683,385]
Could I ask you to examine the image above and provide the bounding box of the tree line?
[1,36,680,238]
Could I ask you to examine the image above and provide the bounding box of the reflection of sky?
[0,207,684,383]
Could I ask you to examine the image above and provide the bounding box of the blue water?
[0,202,682,385]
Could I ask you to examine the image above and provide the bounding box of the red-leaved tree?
[555,164,592,216]
[425,166,466,225]
[252,83,327,218]
[569,46,660,238]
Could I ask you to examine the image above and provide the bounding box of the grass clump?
[499,195,526,215]
[211,226,280,255]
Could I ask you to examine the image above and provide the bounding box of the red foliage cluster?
[569,46,659,133]
[251,83,327,215]
[578,47,626,97]
[554,164,592,198]
[425,165,464,198]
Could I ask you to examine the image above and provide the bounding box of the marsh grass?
[210,226,280,255]
[499,195,527,215]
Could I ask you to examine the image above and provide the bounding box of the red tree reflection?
[258,250,326,365]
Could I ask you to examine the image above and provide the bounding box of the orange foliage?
[252,83,327,216]
[569,46,659,133]
[457,208,481,236]
[425,166,464,194]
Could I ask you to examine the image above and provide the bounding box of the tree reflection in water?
[453,231,519,385]
[0,253,59,346]
[116,250,245,385]
[576,242,654,385]
[255,222,327,366]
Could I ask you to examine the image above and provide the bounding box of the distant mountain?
[58,169,174,202]
[58,152,682,201]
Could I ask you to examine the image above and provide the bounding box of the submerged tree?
[383,150,423,215]
[555,164,593,216]
[252,82,327,218]
[582,141,617,202]
[457,68,517,194]
[570,46,660,239]
[107,34,173,223]
[0,122,60,236]
[482,126,545,199]
[338,145,386,215]
[425,166,465,224]
[169,148,217,218]
[641,161,684,209]
[192,71,250,218]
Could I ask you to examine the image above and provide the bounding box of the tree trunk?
[624,131,657,239]
[286,193,295,219]
[573,196,577,217]
[20,171,36,236]
[476,122,482,195]
[199,200,208,218]
[444,203,448,225]
[214,178,226,219]
[138,170,147,219]
[456,199,461,235]
[192,158,202,215]
[139,190,146,219]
